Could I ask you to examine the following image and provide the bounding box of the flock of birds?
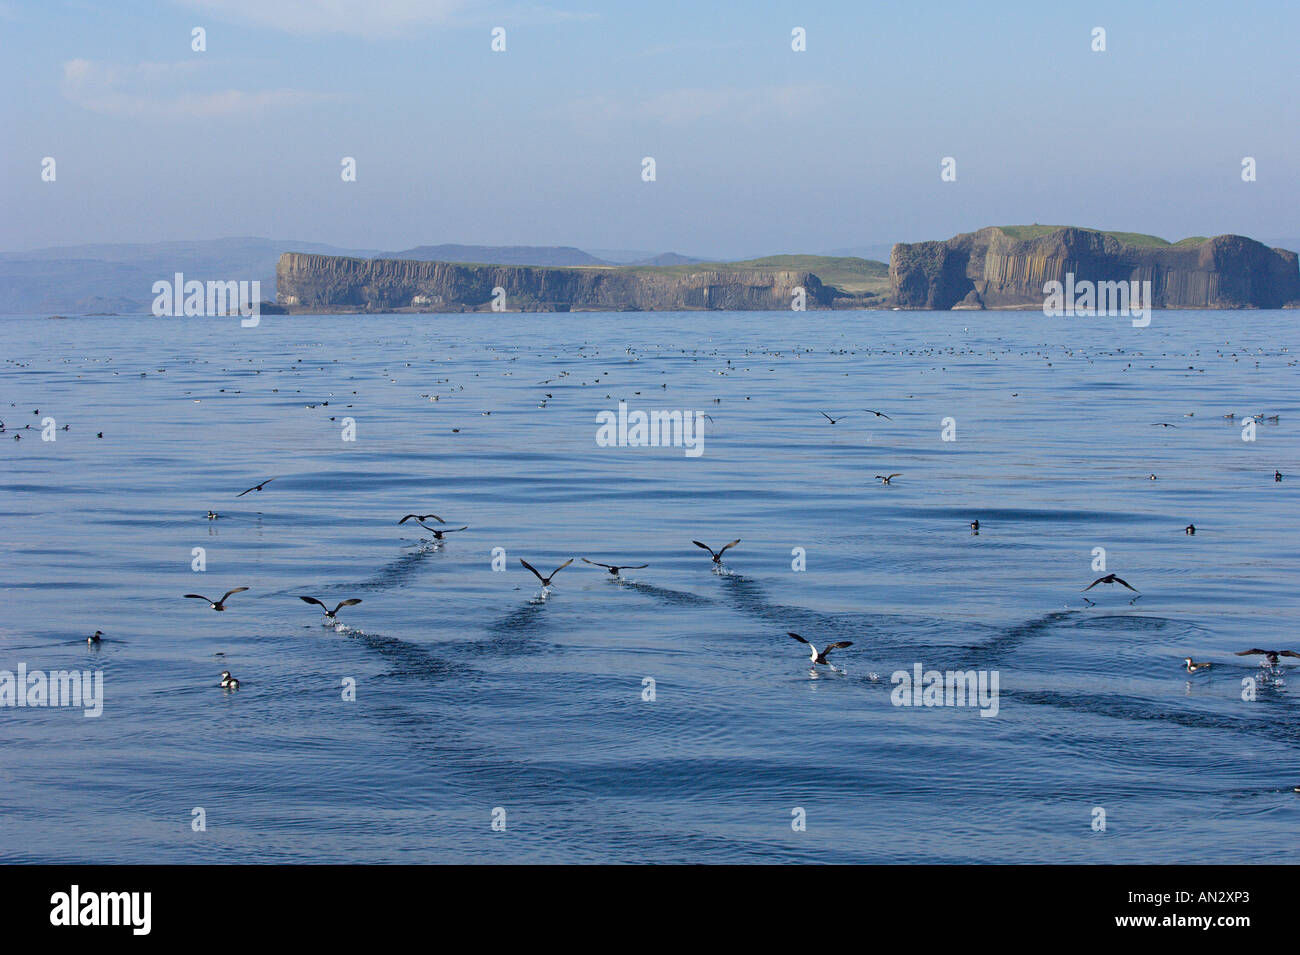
[78,463,1294,690]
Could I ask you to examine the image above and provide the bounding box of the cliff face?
[276,253,832,312]
[889,227,1300,309]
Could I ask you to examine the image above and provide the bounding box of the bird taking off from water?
[519,558,573,588]
[298,596,362,622]
[693,540,740,565]
[183,587,249,611]
[1235,649,1300,666]
[1083,574,1139,594]
[787,632,853,666]
[581,558,648,577]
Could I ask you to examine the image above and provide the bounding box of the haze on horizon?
[3,0,1298,259]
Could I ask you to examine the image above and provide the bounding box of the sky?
[3,0,1298,258]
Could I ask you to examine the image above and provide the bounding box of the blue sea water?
[0,308,1296,864]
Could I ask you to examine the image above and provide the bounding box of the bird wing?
[183,594,210,601]
[1280,651,1300,659]
[820,412,835,422]
[718,540,741,555]
[582,558,615,569]
[550,559,575,577]
[519,559,546,583]
[1082,577,1105,592]
[445,526,469,533]
[864,410,892,419]
[623,564,649,569]
[888,474,902,479]
[221,587,250,602]
[787,632,810,645]
[331,599,363,614]
[692,540,716,556]
[299,596,327,609]
[236,486,255,497]
[1111,576,1140,593]
[821,641,854,655]
[1235,649,1269,656]
[398,515,418,523]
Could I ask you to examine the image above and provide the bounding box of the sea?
[0,308,1296,863]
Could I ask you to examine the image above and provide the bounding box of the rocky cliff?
[276,253,832,312]
[889,227,1300,309]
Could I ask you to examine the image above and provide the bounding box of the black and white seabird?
[236,477,277,497]
[207,511,219,520]
[183,587,249,611]
[1275,470,1283,482]
[693,539,740,565]
[787,632,853,666]
[219,670,240,689]
[88,630,103,645]
[1083,574,1140,594]
[1184,658,1212,673]
[970,520,980,532]
[875,473,901,485]
[519,558,574,588]
[1184,524,1195,535]
[1235,649,1300,666]
[298,596,362,622]
[581,557,649,577]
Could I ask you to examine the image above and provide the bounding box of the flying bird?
[298,596,362,621]
[820,412,846,424]
[874,473,901,485]
[787,632,853,666]
[1083,574,1140,593]
[581,557,649,577]
[693,539,740,564]
[399,513,446,525]
[1152,422,1177,428]
[414,522,468,540]
[236,477,277,497]
[519,558,574,588]
[183,587,249,611]
[861,409,892,419]
[1235,649,1300,666]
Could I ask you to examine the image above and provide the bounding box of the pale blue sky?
[3,0,1297,256]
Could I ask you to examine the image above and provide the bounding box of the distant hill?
[387,245,610,267]
[627,252,707,266]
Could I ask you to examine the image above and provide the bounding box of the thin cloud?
[61,59,341,118]
[174,0,590,37]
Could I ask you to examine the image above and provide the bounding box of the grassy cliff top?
[637,255,890,294]
[994,225,1210,248]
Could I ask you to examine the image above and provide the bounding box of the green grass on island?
[636,255,891,295]
[995,224,1210,248]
